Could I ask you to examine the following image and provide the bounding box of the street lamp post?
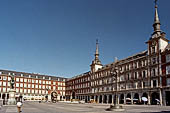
[111,65,120,108]
[106,61,124,111]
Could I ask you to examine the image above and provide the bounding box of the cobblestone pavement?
[1,102,170,113]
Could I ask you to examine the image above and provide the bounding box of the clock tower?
[146,0,169,55]
[90,39,103,72]
[146,0,169,96]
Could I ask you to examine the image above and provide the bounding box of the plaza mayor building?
[0,69,66,104]
[65,2,170,106]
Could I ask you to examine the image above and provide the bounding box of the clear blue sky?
[0,0,169,78]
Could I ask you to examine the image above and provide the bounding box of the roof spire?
[95,39,99,56]
[153,0,161,34]
[90,39,102,72]
[91,39,102,65]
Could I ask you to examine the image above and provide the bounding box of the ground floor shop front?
[66,88,170,106]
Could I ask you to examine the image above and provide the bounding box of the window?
[143,82,145,88]
[3,88,6,92]
[28,84,31,88]
[16,83,19,87]
[120,75,124,81]
[20,89,23,93]
[134,72,138,79]
[16,78,19,82]
[3,76,7,80]
[143,71,146,78]
[127,74,130,80]
[28,79,31,83]
[43,81,45,84]
[152,46,156,54]
[28,89,30,93]
[16,88,19,93]
[167,78,170,86]
[36,80,38,83]
[20,78,23,82]
[20,83,23,87]
[35,85,38,88]
[53,82,56,85]
[24,84,27,88]
[24,89,27,93]
[152,57,156,64]
[166,54,170,63]
[153,80,157,87]
[166,65,170,74]
[153,68,156,76]
[3,82,6,86]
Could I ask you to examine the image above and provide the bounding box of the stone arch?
[108,95,112,104]
[142,92,148,104]
[113,95,116,104]
[151,92,159,105]
[99,95,102,103]
[133,93,139,104]
[72,92,76,99]
[2,94,6,105]
[120,94,124,104]
[103,95,107,103]
[95,95,98,103]
[126,93,131,104]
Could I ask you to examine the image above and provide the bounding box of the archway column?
[148,93,151,105]
[159,90,163,106]
[131,93,133,104]
[117,94,120,105]
[107,95,109,104]
[97,95,99,103]
[94,95,96,102]
[124,94,126,104]
[139,93,142,103]
[112,95,114,104]
[102,95,104,104]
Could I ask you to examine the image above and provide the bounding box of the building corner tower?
[90,39,103,72]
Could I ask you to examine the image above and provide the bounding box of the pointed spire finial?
[95,39,99,55]
[155,0,158,7]
[153,0,161,34]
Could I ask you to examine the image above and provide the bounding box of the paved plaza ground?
[1,102,170,113]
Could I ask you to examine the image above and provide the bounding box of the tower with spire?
[146,0,169,55]
[90,39,102,72]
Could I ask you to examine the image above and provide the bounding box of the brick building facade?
[0,70,66,104]
[65,2,170,106]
